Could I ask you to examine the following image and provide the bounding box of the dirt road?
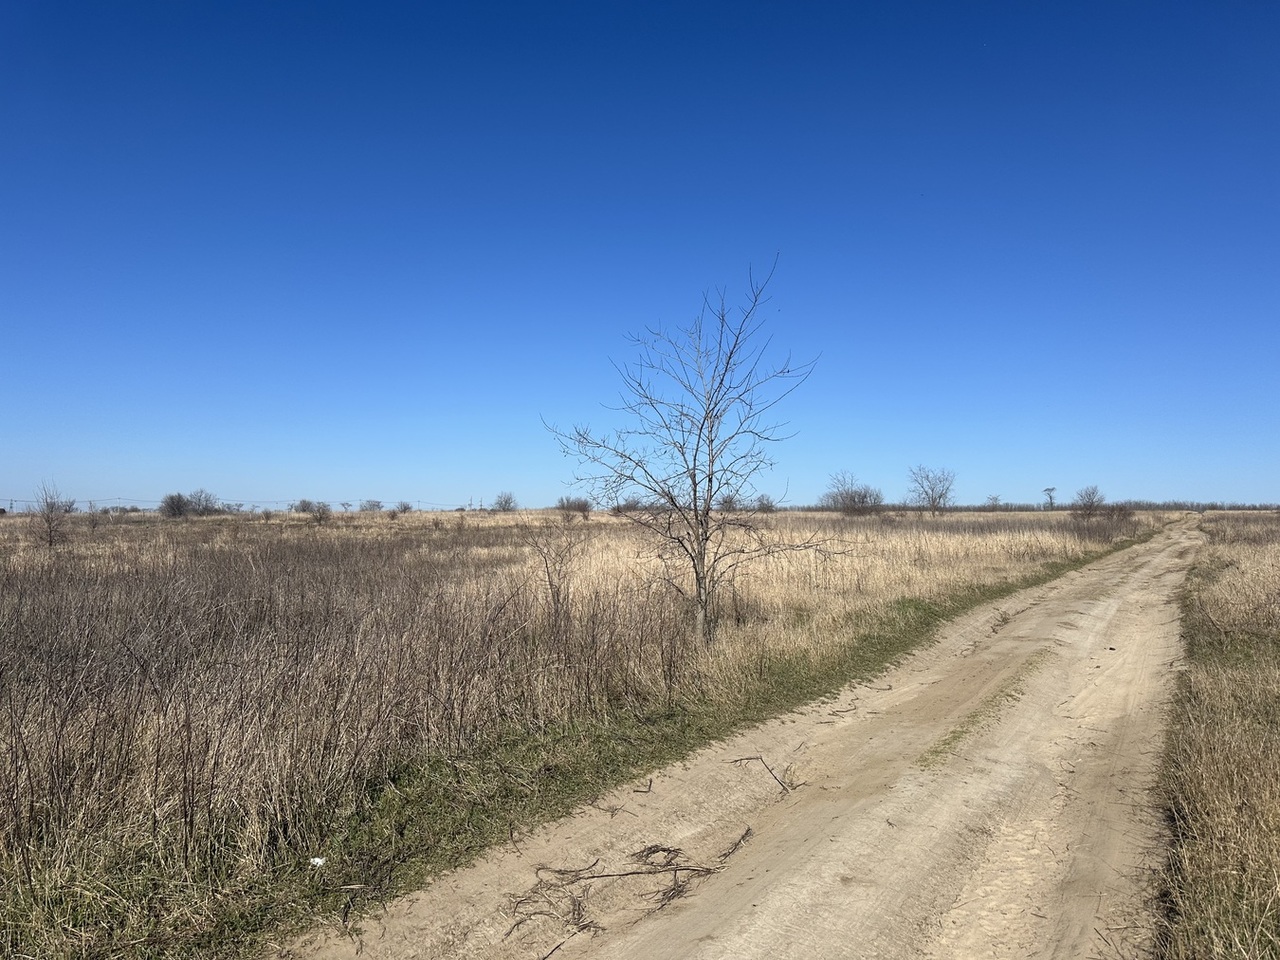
[286,520,1198,960]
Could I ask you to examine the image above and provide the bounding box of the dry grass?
[1159,511,1280,958]
[0,507,1156,958]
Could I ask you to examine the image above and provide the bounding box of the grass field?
[1159,511,1280,959]
[0,506,1155,958]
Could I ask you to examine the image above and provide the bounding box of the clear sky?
[3,2,1276,511]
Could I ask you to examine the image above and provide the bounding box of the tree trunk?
[691,514,716,645]
[693,566,714,646]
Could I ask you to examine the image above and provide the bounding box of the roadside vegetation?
[0,506,1157,958]
[1159,511,1280,958]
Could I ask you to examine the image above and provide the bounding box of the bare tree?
[492,491,518,512]
[1070,485,1106,522]
[187,489,220,516]
[1043,486,1057,510]
[985,494,1002,511]
[552,264,816,644]
[907,465,956,516]
[518,514,599,635]
[359,499,383,513]
[715,492,743,512]
[819,471,884,515]
[28,481,74,547]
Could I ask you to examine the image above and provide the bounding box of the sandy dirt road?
[285,519,1199,960]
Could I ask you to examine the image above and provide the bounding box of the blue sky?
[3,2,1276,510]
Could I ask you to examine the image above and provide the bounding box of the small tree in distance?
[359,500,382,512]
[907,465,956,516]
[1043,487,1057,510]
[820,471,884,515]
[1070,485,1106,522]
[715,492,742,512]
[492,491,518,512]
[292,499,332,523]
[28,481,74,547]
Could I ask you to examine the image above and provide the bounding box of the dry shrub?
[0,508,1155,956]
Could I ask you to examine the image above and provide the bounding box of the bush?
[359,500,383,513]
[159,493,191,519]
[820,472,884,515]
[556,496,591,520]
[161,491,223,518]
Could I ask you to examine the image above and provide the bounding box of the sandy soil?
[282,519,1199,960]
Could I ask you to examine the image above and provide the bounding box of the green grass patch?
[916,648,1054,768]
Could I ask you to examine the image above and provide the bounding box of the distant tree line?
[10,481,1276,529]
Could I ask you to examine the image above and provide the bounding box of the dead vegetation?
[0,507,1157,957]
[1159,511,1280,958]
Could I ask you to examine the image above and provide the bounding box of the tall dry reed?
[1160,511,1280,958]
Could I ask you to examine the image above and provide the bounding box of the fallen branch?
[728,755,795,794]
[718,826,754,862]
